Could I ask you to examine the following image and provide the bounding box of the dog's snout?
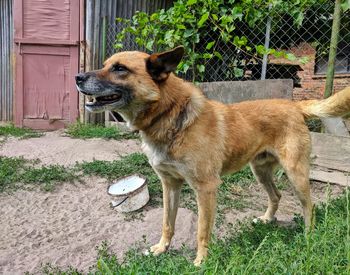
[75,73,89,84]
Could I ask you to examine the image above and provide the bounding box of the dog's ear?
[146,46,184,82]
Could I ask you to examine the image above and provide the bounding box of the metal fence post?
[261,4,272,80]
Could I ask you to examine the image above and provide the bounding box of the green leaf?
[164,30,174,41]
[293,11,304,26]
[234,67,244,78]
[255,45,267,55]
[341,0,350,11]
[182,63,190,73]
[203,53,213,59]
[114,43,123,49]
[234,36,247,47]
[146,40,154,51]
[187,0,197,6]
[177,24,186,30]
[198,12,209,27]
[184,29,194,38]
[232,7,243,21]
[273,50,285,58]
[150,13,158,21]
[206,41,215,50]
[197,64,205,73]
[285,53,297,61]
[299,56,310,65]
[214,51,223,60]
[212,14,218,21]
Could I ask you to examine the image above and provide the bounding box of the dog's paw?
[253,215,277,224]
[150,242,168,256]
[193,249,207,267]
[193,255,204,267]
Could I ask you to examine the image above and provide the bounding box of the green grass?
[0,156,79,192]
[0,124,42,139]
[306,118,323,133]
[78,153,162,206]
[78,154,256,212]
[0,153,291,218]
[4,153,349,274]
[66,122,138,140]
[40,190,350,275]
[0,152,256,215]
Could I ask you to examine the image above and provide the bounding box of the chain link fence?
[106,2,350,87]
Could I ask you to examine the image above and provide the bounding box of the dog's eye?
[112,65,127,73]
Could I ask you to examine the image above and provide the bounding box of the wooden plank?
[23,119,68,130]
[321,117,349,136]
[310,168,349,187]
[14,38,79,45]
[310,132,350,173]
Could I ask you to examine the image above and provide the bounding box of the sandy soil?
[0,132,346,274]
[223,182,344,228]
[0,131,141,166]
[0,178,197,274]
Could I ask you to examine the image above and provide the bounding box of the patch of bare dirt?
[223,181,345,229]
[0,130,141,166]
[0,178,197,274]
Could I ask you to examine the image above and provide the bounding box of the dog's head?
[75,46,184,114]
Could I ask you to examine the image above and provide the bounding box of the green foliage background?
[115,0,349,81]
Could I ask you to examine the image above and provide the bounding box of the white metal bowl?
[107,174,149,212]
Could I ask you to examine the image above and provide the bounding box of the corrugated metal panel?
[0,0,14,121]
[86,0,173,69]
[84,0,173,123]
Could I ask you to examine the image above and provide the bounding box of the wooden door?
[14,0,82,129]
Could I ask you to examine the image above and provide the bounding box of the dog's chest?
[142,142,183,179]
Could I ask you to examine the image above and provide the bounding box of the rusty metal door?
[14,0,82,129]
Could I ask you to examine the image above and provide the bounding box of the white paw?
[253,215,277,224]
[193,256,203,267]
[149,243,168,256]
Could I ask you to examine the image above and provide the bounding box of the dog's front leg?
[193,182,218,266]
[150,176,183,255]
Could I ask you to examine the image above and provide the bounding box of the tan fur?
[79,49,350,266]
[297,86,350,118]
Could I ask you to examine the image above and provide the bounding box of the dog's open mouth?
[85,94,122,107]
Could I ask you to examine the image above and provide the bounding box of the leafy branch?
[115,0,331,80]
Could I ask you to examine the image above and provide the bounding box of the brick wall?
[289,42,350,100]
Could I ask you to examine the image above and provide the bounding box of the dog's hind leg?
[150,175,183,255]
[250,155,281,223]
[279,155,313,230]
[277,135,314,230]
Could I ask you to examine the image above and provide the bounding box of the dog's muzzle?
[75,72,131,112]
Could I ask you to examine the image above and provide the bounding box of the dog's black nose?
[75,73,89,84]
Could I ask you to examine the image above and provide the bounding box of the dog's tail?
[297,86,350,119]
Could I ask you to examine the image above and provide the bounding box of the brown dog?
[76,46,350,265]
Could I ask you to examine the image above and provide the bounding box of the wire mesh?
[106,2,350,84]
